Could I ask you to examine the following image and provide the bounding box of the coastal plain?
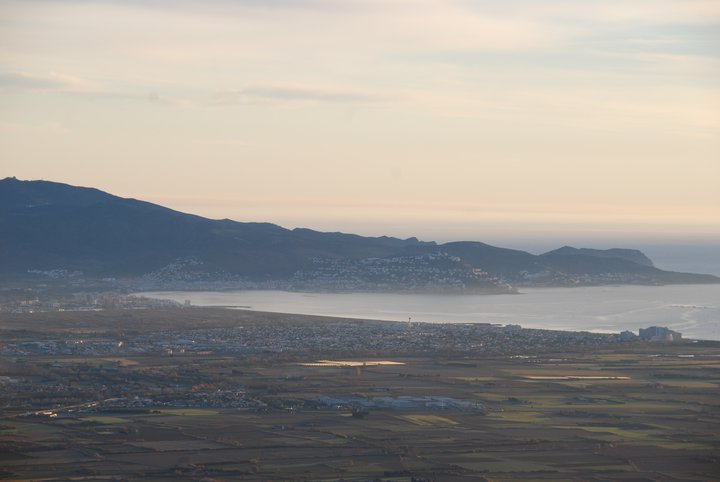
[1,308,719,481]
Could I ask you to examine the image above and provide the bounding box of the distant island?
[1,177,718,293]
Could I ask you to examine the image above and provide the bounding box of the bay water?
[141,284,720,341]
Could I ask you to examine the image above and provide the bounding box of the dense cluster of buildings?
[0,318,618,358]
[619,326,683,342]
[132,252,522,292]
[290,253,514,292]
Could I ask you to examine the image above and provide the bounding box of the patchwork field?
[1,309,719,480]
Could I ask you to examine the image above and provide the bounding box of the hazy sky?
[1,0,719,249]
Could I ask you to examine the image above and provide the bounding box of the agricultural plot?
[1,310,719,480]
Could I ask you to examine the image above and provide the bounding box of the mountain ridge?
[1,177,717,291]
[543,246,655,267]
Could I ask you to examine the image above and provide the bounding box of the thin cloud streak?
[212,85,395,106]
[0,71,97,92]
[0,70,193,107]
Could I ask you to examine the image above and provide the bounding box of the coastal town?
[0,304,691,417]
[0,314,619,359]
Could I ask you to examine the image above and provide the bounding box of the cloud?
[0,70,192,107]
[457,0,720,24]
[0,71,97,92]
[21,0,335,8]
[212,85,394,106]
[28,0,720,23]
[4,0,567,57]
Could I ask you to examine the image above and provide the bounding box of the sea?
[140,284,720,341]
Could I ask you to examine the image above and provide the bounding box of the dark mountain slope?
[543,246,655,267]
[1,177,717,290]
[0,178,431,281]
[0,176,118,209]
[440,241,716,285]
[441,241,545,275]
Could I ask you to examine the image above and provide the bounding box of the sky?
[1,0,719,268]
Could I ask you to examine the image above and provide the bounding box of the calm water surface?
[141,285,720,340]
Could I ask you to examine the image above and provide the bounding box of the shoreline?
[136,285,720,342]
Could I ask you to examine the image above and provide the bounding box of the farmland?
[1,308,719,480]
